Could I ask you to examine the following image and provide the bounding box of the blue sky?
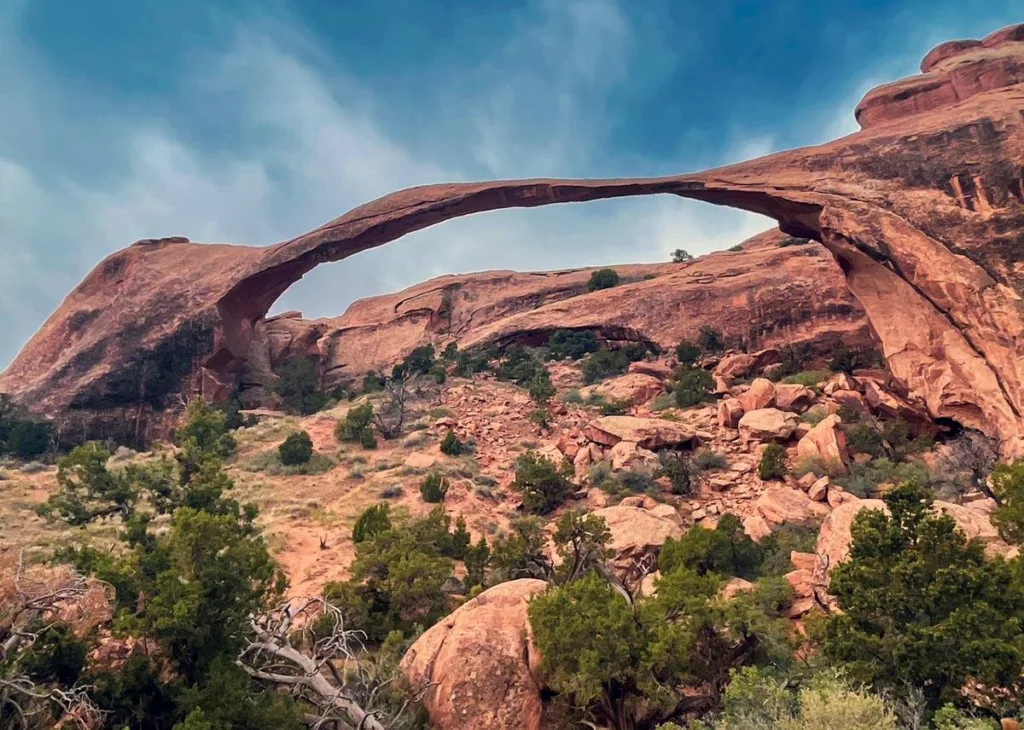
[0,0,1020,368]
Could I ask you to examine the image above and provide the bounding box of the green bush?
[547,330,600,360]
[781,369,832,388]
[651,392,676,412]
[401,344,436,376]
[440,431,463,456]
[273,357,327,415]
[582,348,630,384]
[660,513,762,580]
[759,443,788,480]
[758,523,820,577]
[846,423,885,458]
[658,451,693,495]
[587,268,620,291]
[497,345,543,385]
[528,370,557,404]
[675,340,702,366]
[563,389,583,404]
[693,450,728,472]
[359,426,377,449]
[352,503,391,543]
[671,248,693,263]
[529,408,551,429]
[8,418,53,459]
[361,372,385,394]
[513,451,574,514]
[618,469,657,495]
[336,403,375,444]
[453,349,492,377]
[697,325,725,353]
[419,473,449,503]
[278,431,313,466]
[829,345,880,374]
[834,457,933,498]
[674,367,714,407]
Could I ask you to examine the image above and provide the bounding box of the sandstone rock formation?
[589,505,684,582]
[738,408,799,442]
[5,24,1024,456]
[400,579,547,730]
[583,415,698,450]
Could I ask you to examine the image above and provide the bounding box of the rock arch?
[3,25,1024,454]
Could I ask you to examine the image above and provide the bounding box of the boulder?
[738,408,799,442]
[739,378,776,412]
[830,389,870,416]
[784,568,818,617]
[721,577,756,600]
[743,513,773,542]
[795,415,849,472]
[815,499,889,578]
[717,399,745,429]
[774,384,816,413]
[628,361,673,380]
[590,505,684,581]
[790,551,818,572]
[755,486,830,526]
[584,416,698,450]
[584,373,665,406]
[608,441,659,471]
[401,579,548,730]
[808,476,829,502]
[714,353,758,379]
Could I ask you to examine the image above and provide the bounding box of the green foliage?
[37,443,140,524]
[693,450,729,472]
[497,345,544,385]
[845,423,885,458]
[7,418,54,459]
[278,430,313,466]
[489,517,551,582]
[660,514,762,580]
[658,451,694,495]
[759,443,787,480]
[464,536,491,588]
[757,523,819,578]
[587,267,620,291]
[439,430,463,456]
[16,621,90,687]
[932,705,1000,730]
[618,468,658,495]
[512,451,574,514]
[781,370,832,388]
[553,510,612,583]
[773,343,814,380]
[362,372,386,393]
[528,369,557,404]
[353,503,392,544]
[833,457,933,498]
[273,357,328,415]
[992,460,1024,544]
[675,367,714,407]
[548,329,601,360]
[336,403,375,445]
[582,348,630,384]
[823,483,1024,708]
[452,349,492,377]
[671,248,694,263]
[419,472,449,503]
[829,345,880,375]
[675,340,702,366]
[175,398,236,458]
[698,325,725,353]
[401,345,436,376]
[529,408,551,430]
[585,394,631,415]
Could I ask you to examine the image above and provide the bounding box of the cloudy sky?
[0,0,1019,368]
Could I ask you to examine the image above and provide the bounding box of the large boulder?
[775,384,816,413]
[401,579,548,730]
[739,378,776,412]
[584,416,698,450]
[590,505,684,581]
[755,486,830,526]
[795,415,849,472]
[608,441,659,471]
[738,408,798,442]
[583,373,666,406]
[628,360,673,380]
[717,399,745,429]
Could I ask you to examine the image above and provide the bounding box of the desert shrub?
[528,370,557,404]
[175,398,236,458]
[693,450,728,472]
[587,268,620,291]
[585,394,630,416]
[846,423,885,458]
[489,517,551,582]
[658,451,693,495]
[759,443,787,480]
[361,372,385,394]
[587,460,617,491]
[419,473,449,503]
[772,343,814,380]
[335,404,375,443]
[660,513,762,580]
[670,248,693,263]
[497,345,543,385]
[758,523,820,577]
[352,503,392,543]
[464,537,491,588]
[513,451,574,515]
[674,367,714,407]
[547,329,600,360]
[582,348,630,384]
[440,431,463,456]
[563,389,584,404]
[799,406,828,425]
[823,483,1024,709]
[618,468,657,495]
[675,340,702,366]
[781,369,832,388]
[651,392,676,412]
[278,431,313,466]
[697,325,725,353]
[529,408,551,430]
[274,357,327,415]
[992,460,1024,545]
[244,449,334,476]
[829,345,880,374]
[401,345,436,376]
[833,457,933,498]
[621,342,654,362]
[452,349,492,377]
[7,419,54,459]
[359,426,378,449]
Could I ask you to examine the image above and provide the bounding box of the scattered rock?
[590,505,684,582]
[743,513,773,542]
[628,361,673,380]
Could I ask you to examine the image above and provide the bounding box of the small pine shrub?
[582,348,630,384]
[336,404,375,442]
[782,369,832,389]
[693,450,728,472]
[513,451,574,514]
[547,330,600,360]
[359,427,378,450]
[651,392,676,412]
[279,431,314,466]
[697,325,725,353]
[352,503,391,543]
[419,473,449,503]
[587,268,620,291]
[563,389,583,404]
[675,340,702,366]
[440,431,463,456]
[674,368,714,407]
[658,451,693,495]
[759,443,787,480]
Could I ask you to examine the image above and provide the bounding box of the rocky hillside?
[4,23,1024,457]
[242,229,870,404]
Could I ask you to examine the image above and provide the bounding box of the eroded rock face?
[400,579,547,730]
[5,25,1024,456]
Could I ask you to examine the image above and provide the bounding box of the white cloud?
[0,0,775,370]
